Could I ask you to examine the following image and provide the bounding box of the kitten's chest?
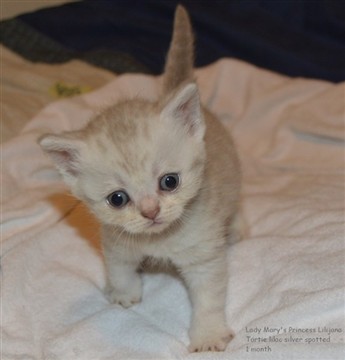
[143,233,189,262]
[141,217,215,267]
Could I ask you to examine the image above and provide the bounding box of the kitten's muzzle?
[139,196,160,220]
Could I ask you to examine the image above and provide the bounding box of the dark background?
[1,0,344,82]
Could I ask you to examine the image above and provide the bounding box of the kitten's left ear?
[161,83,205,141]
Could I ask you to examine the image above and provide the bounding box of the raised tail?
[162,5,195,95]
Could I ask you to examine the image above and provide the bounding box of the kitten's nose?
[140,196,160,220]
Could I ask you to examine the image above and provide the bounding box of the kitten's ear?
[161,83,205,141]
[38,133,84,186]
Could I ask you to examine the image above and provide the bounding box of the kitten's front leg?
[182,253,234,352]
[103,239,142,308]
[105,259,142,308]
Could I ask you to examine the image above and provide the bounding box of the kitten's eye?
[106,191,130,208]
[159,173,180,191]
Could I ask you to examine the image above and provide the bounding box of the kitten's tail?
[163,5,194,95]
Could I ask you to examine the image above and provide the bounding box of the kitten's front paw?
[188,328,234,352]
[107,288,141,308]
[105,282,142,308]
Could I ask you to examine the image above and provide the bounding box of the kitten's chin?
[139,222,171,235]
[144,220,173,234]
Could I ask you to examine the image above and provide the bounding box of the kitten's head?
[39,83,206,235]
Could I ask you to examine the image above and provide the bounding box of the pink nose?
[140,196,160,220]
[141,207,160,220]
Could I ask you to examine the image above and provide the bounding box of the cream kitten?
[39,6,241,352]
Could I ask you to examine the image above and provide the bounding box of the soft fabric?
[0,46,114,143]
[1,59,344,360]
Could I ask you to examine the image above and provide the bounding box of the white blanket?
[1,59,344,360]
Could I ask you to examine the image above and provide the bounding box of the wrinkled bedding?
[1,57,344,360]
[0,46,115,143]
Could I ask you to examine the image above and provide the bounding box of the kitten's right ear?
[38,133,84,186]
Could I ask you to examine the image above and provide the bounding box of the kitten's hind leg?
[181,252,234,352]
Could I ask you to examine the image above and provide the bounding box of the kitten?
[39,5,241,352]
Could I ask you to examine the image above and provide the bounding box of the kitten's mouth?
[149,219,164,227]
[145,218,169,233]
